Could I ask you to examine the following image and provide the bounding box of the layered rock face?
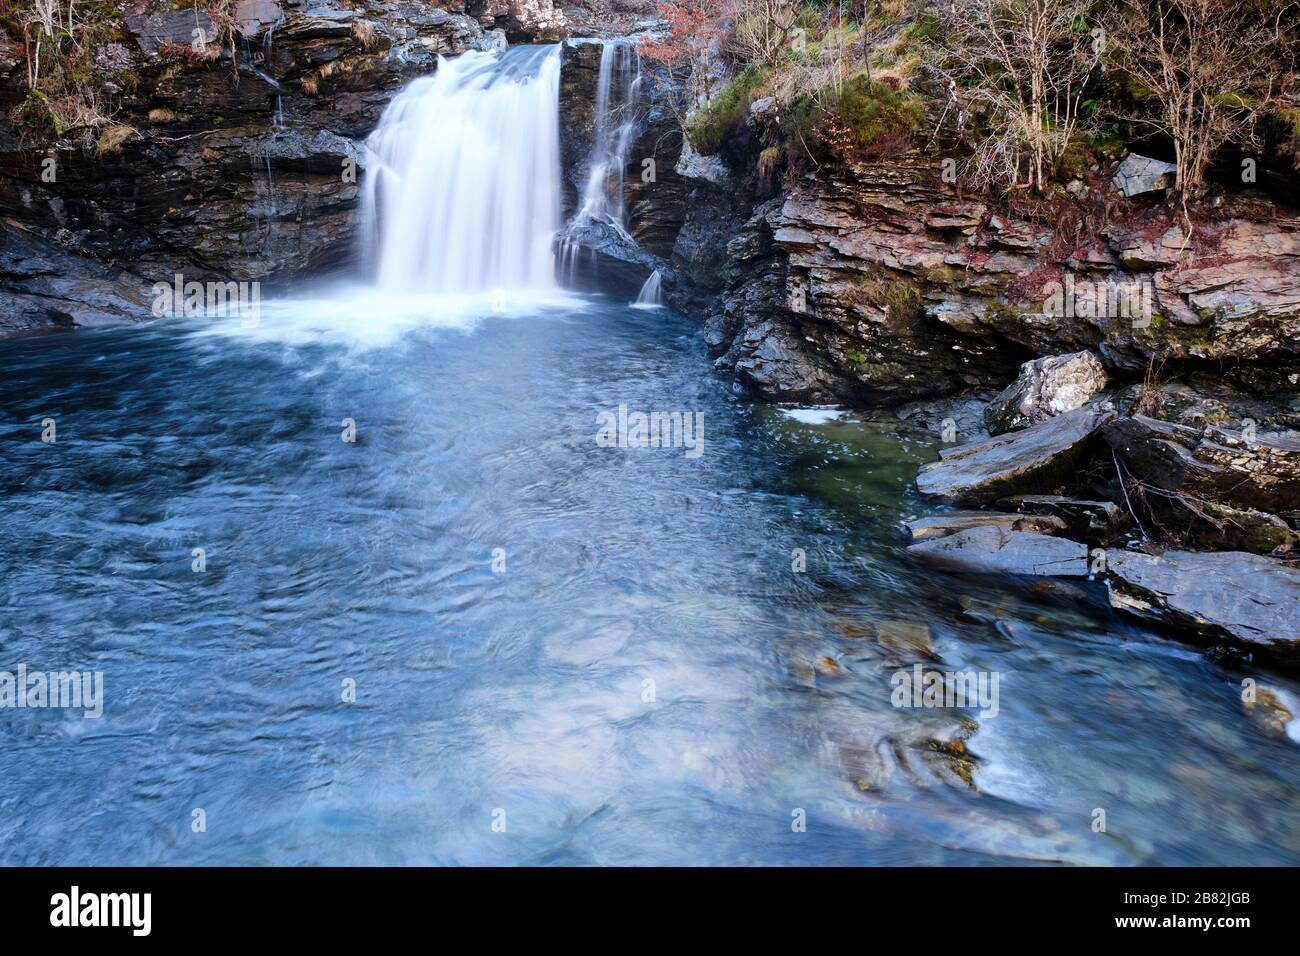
[0,0,566,330]
[693,154,1300,403]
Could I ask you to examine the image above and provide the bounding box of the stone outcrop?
[983,350,1109,434]
[1104,415,1300,553]
[683,149,1300,403]
[916,405,1115,506]
[0,224,151,333]
[1104,549,1300,659]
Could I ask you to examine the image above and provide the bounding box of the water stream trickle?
[634,268,663,307]
[574,40,641,236]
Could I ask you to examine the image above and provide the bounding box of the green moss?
[848,274,922,321]
[687,66,770,155]
[844,347,869,370]
[783,74,924,165]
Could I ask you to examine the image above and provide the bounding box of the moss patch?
[688,66,770,155]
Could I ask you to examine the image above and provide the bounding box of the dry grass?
[95,123,136,156]
[351,20,376,50]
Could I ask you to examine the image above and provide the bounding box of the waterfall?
[573,40,641,235]
[633,269,662,307]
[361,44,563,294]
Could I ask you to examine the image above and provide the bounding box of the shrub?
[783,74,924,165]
[687,65,770,155]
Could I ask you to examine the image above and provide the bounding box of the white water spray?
[361,45,563,294]
[634,269,663,307]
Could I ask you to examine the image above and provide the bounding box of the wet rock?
[1112,153,1177,197]
[125,9,217,54]
[1104,549,1300,657]
[892,390,997,445]
[1243,684,1300,742]
[0,228,150,334]
[917,406,1114,506]
[996,494,1129,544]
[874,619,935,660]
[983,351,1109,435]
[907,526,1089,577]
[904,511,1067,541]
[557,220,665,295]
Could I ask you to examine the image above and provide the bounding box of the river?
[1,293,1297,865]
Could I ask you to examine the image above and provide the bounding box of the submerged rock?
[1243,684,1300,742]
[908,526,1089,577]
[1104,549,1300,657]
[983,351,1109,435]
[916,406,1114,506]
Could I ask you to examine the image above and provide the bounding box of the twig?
[1110,449,1148,540]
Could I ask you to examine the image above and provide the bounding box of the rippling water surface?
[2,295,1298,865]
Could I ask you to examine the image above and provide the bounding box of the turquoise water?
[1,296,1297,865]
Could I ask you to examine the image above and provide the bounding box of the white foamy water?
[193,285,587,350]
[780,407,846,424]
[360,45,563,294]
[633,269,663,307]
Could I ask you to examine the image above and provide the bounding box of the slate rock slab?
[917,406,1114,506]
[908,526,1089,577]
[1105,549,1300,657]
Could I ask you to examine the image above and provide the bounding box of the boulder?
[907,526,1089,577]
[1112,153,1177,197]
[916,406,1114,506]
[984,351,1109,434]
[1104,415,1300,552]
[903,511,1067,541]
[1104,549,1300,658]
[1242,684,1300,742]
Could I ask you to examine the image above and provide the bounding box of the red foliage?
[638,0,733,65]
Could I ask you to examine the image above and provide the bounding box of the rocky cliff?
[688,156,1300,406]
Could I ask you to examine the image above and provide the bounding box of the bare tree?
[929,0,1103,193]
[1106,0,1291,196]
[729,0,801,65]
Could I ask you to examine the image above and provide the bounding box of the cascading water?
[557,38,645,288]
[361,44,563,294]
[634,269,662,307]
[574,40,641,234]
